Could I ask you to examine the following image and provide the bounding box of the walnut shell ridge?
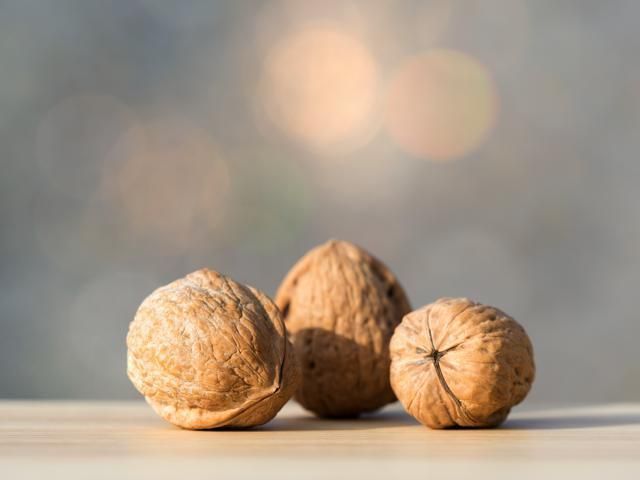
[390,298,535,429]
[127,268,300,429]
[275,240,412,418]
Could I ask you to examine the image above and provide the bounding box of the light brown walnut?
[127,268,299,429]
[390,298,535,428]
[275,240,411,418]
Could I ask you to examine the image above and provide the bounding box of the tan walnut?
[390,298,535,428]
[127,268,299,429]
[275,240,411,418]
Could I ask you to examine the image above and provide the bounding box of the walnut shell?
[127,268,299,429]
[390,298,535,428]
[275,240,412,417]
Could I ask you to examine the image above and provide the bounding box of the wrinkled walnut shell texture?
[390,298,535,429]
[127,269,299,429]
[276,240,412,418]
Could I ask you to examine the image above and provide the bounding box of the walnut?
[390,298,535,428]
[275,240,412,417]
[126,268,299,429]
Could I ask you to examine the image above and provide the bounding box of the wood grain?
[1,401,640,479]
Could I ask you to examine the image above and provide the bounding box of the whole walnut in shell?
[390,298,534,428]
[127,268,299,429]
[275,240,411,418]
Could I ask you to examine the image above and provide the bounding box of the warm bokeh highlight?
[259,26,378,155]
[101,117,230,251]
[385,49,498,161]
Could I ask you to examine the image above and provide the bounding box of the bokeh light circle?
[259,26,379,155]
[101,117,231,251]
[385,49,498,161]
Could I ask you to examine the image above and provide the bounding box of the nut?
[275,240,411,417]
[390,298,535,428]
[127,268,299,429]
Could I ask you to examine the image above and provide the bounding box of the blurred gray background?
[1,0,639,404]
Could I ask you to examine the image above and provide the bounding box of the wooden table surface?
[1,401,639,479]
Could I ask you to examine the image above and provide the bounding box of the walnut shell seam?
[139,338,289,429]
[127,268,299,429]
[420,303,483,425]
[390,297,535,429]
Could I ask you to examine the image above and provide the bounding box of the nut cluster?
[127,240,535,430]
